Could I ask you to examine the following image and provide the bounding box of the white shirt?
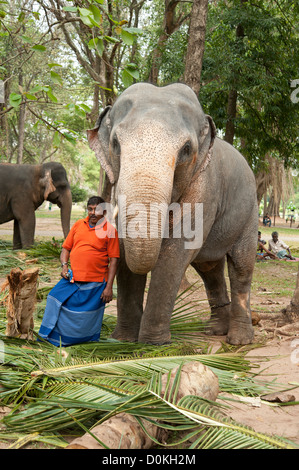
[268,239,289,254]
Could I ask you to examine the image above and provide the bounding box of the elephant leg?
[226,249,255,345]
[12,207,36,249]
[13,220,22,250]
[112,256,147,342]
[225,216,256,345]
[192,258,231,336]
[138,241,190,345]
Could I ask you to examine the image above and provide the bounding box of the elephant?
[87,82,258,345]
[0,162,72,249]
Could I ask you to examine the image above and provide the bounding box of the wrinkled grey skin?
[0,162,72,249]
[87,83,258,345]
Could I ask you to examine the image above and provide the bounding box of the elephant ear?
[40,170,56,200]
[198,114,217,172]
[86,106,115,185]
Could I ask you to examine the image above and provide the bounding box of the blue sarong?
[38,277,106,347]
[277,250,288,259]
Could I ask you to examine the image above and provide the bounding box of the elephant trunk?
[59,187,72,238]
[114,119,180,275]
[118,173,173,275]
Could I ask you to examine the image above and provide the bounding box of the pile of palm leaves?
[0,333,296,450]
[0,242,298,449]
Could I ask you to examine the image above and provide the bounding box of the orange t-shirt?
[62,216,120,282]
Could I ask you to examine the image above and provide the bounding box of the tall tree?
[223,0,246,145]
[148,0,190,84]
[183,0,209,96]
[199,0,299,201]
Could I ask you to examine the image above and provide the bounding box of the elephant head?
[39,162,72,238]
[87,83,216,275]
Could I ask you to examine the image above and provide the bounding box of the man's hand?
[60,248,70,279]
[61,265,69,279]
[101,285,113,303]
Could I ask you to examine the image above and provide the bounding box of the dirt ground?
[180,274,299,446]
[220,339,299,445]
[1,215,299,448]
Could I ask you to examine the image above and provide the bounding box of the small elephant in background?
[87,83,258,346]
[0,162,72,249]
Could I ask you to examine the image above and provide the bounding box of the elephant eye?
[178,141,192,163]
[112,135,121,156]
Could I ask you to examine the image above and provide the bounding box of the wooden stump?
[4,267,39,340]
[66,361,219,449]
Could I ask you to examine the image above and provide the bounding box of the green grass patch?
[35,207,84,220]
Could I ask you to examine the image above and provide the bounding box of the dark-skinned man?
[39,196,119,346]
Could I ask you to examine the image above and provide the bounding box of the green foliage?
[80,147,102,191]
[0,334,296,448]
[70,184,88,203]
[200,0,299,170]
[0,0,143,166]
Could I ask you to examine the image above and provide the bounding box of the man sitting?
[263,213,271,227]
[268,231,295,260]
[38,196,120,346]
[257,231,277,260]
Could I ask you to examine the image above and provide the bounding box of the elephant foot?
[226,319,254,345]
[205,307,230,336]
[139,339,172,346]
[111,328,139,343]
[138,331,172,346]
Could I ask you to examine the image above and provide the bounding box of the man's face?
[272,234,278,243]
[87,204,105,226]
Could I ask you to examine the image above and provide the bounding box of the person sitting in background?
[268,231,295,260]
[38,196,120,346]
[263,213,271,227]
[258,231,266,245]
[257,231,277,260]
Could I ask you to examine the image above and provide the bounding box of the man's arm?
[287,247,295,259]
[281,241,293,258]
[60,247,70,279]
[260,242,277,259]
[101,258,118,303]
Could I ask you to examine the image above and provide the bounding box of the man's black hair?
[87,196,105,206]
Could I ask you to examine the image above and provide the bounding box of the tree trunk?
[17,74,26,164]
[224,0,246,144]
[66,362,219,449]
[149,0,190,84]
[149,32,168,84]
[255,172,267,207]
[291,268,299,307]
[282,266,299,317]
[4,267,39,340]
[263,192,268,216]
[267,190,281,217]
[184,0,209,96]
[0,74,11,160]
[224,89,238,145]
[88,84,100,125]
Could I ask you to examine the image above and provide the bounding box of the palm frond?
[0,255,297,449]
[1,432,69,449]
[3,369,294,449]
